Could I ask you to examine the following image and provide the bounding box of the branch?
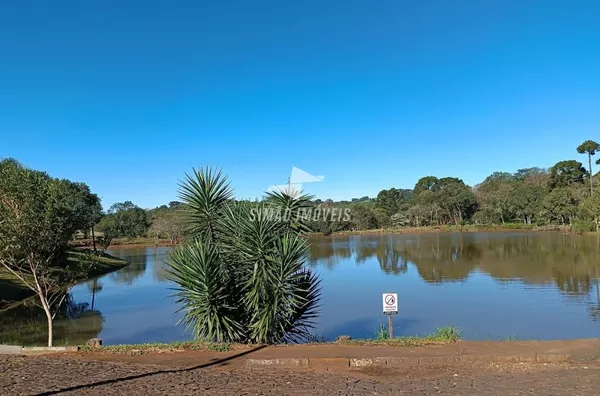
[0,259,36,291]
[51,290,70,320]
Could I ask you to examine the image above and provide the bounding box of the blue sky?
[2,1,600,209]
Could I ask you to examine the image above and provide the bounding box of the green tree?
[405,204,430,226]
[577,140,600,194]
[351,204,378,230]
[539,186,586,225]
[579,193,600,231]
[0,159,96,346]
[436,179,478,225]
[515,167,547,182]
[97,201,148,238]
[549,160,587,189]
[474,173,516,224]
[167,168,321,344]
[390,212,410,227]
[375,188,412,217]
[509,183,543,224]
[413,176,440,195]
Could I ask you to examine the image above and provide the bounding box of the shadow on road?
[36,345,267,396]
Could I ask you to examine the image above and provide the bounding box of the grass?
[71,237,176,248]
[374,323,389,341]
[430,325,463,341]
[340,325,462,347]
[74,325,463,355]
[0,249,129,308]
[79,341,233,355]
[66,249,129,278]
[72,327,544,355]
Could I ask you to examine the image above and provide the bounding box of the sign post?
[382,293,398,340]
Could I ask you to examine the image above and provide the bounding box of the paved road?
[1,356,600,395]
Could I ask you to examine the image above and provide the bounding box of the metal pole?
[388,314,393,339]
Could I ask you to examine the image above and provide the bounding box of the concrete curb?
[0,345,79,356]
[0,345,23,355]
[22,346,79,356]
[246,353,571,368]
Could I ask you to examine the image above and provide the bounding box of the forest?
[96,141,600,238]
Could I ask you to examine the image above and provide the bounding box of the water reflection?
[2,233,600,344]
[110,252,148,285]
[85,279,103,310]
[308,233,600,296]
[0,295,103,346]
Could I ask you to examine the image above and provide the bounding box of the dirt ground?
[2,352,600,395]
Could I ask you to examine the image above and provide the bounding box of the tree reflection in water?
[0,294,103,346]
[308,233,600,319]
[85,278,103,310]
[110,252,147,285]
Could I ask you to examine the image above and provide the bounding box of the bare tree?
[149,210,185,244]
[0,252,91,346]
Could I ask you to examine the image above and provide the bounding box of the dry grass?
[79,341,234,355]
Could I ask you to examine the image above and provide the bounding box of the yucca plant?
[167,168,321,344]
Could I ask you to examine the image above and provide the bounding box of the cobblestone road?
[1,356,600,395]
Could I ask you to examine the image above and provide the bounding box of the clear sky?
[2,1,599,209]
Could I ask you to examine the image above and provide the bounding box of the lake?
[2,232,600,345]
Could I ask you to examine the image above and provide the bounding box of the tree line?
[91,200,185,248]
[95,140,600,239]
[310,140,600,234]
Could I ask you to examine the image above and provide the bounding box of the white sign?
[382,293,398,314]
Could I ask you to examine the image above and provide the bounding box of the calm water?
[2,232,600,345]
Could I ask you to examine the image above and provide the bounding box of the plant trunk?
[42,304,53,347]
[91,226,96,251]
[589,154,594,195]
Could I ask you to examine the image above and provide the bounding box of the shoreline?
[0,249,129,310]
[74,227,600,250]
[313,225,600,238]
[71,238,178,250]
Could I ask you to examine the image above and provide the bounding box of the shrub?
[167,168,321,344]
[572,219,596,233]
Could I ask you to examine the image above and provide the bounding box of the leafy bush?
[572,219,596,233]
[167,168,321,344]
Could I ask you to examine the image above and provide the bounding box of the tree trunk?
[91,226,96,251]
[42,304,53,347]
[589,153,594,194]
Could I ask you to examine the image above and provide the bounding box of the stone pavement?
[2,355,600,395]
